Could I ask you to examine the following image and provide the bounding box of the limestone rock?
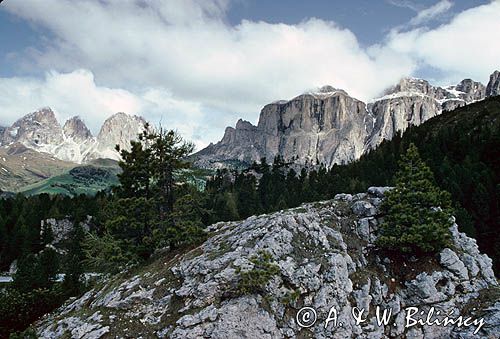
[35,188,498,338]
[486,70,500,97]
[194,88,372,168]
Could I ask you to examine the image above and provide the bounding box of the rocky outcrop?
[486,70,500,97]
[194,72,499,168]
[35,189,498,338]
[0,110,146,164]
[454,79,486,102]
[40,216,91,247]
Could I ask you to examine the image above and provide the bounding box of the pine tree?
[62,223,85,294]
[377,143,453,254]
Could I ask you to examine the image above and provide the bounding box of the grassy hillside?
[0,143,75,192]
[19,165,120,196]
[17,162,214,196]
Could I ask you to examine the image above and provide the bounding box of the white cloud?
[1,0,499,149]
[386,0,420,12]
[1,1,415,123]
[0,69,212,150]
[409,0,453,26]
[387,1,500,83]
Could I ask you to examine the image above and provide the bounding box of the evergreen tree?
[377,143,453,254]
[62,223,86,294]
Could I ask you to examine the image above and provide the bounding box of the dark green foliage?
[0,288,66,338]
[376,144,453,254]
[12,248,59,294]
[8,327,38,339]
[236,251,280,295]
[342,97,500,270]
[83,232,138,273]
[0,193,100,271]
[61,223,86,294]
[0,192,102,337]
[84,126,205,272]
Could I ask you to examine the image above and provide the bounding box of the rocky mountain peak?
[1,109,150,164]
[195,71,500,169]
[194,85,370,168]
[386,77,433,96]
[318,85,338,93]
[235,118,255,130]
[63,116,92,142]
[1,107,64,150]
[453,78,486,102]
[486,70,500,97]
[97,112,146,140]
[18,107,61,132]
[86,112,147,162]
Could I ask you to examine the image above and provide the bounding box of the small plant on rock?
[236,250,280,295]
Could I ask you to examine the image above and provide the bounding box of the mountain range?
[1,70,499,192]
[193,70,500,168]
[0,109,146,164]
[0,110,146,192]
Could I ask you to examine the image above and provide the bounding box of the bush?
[236,251,280,295]
[0,287,65,337]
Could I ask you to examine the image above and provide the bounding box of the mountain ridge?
[193,70,500,169]
[0,110,147,164]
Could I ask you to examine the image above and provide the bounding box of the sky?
[0,0,499,151]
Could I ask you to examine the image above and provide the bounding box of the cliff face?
[486,70,500,97]
[194,71,500,168]
[195,87,373,168]
[256,89,371,165]
[36,188,498,338]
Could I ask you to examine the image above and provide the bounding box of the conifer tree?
[62,223,85,294]
[377,143,453,254]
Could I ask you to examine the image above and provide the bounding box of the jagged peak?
[63,116,93,140]
[22,107,57,120]
[10,107,61,131]
[486,70,500,97]
[235,119,255,130]
[102,112,146,125]
[384,77,432,96]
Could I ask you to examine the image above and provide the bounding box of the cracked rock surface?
[36,188,498,338]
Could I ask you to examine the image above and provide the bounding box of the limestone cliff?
[193,72,500,168]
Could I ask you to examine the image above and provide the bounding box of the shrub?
[236,250,280,295]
